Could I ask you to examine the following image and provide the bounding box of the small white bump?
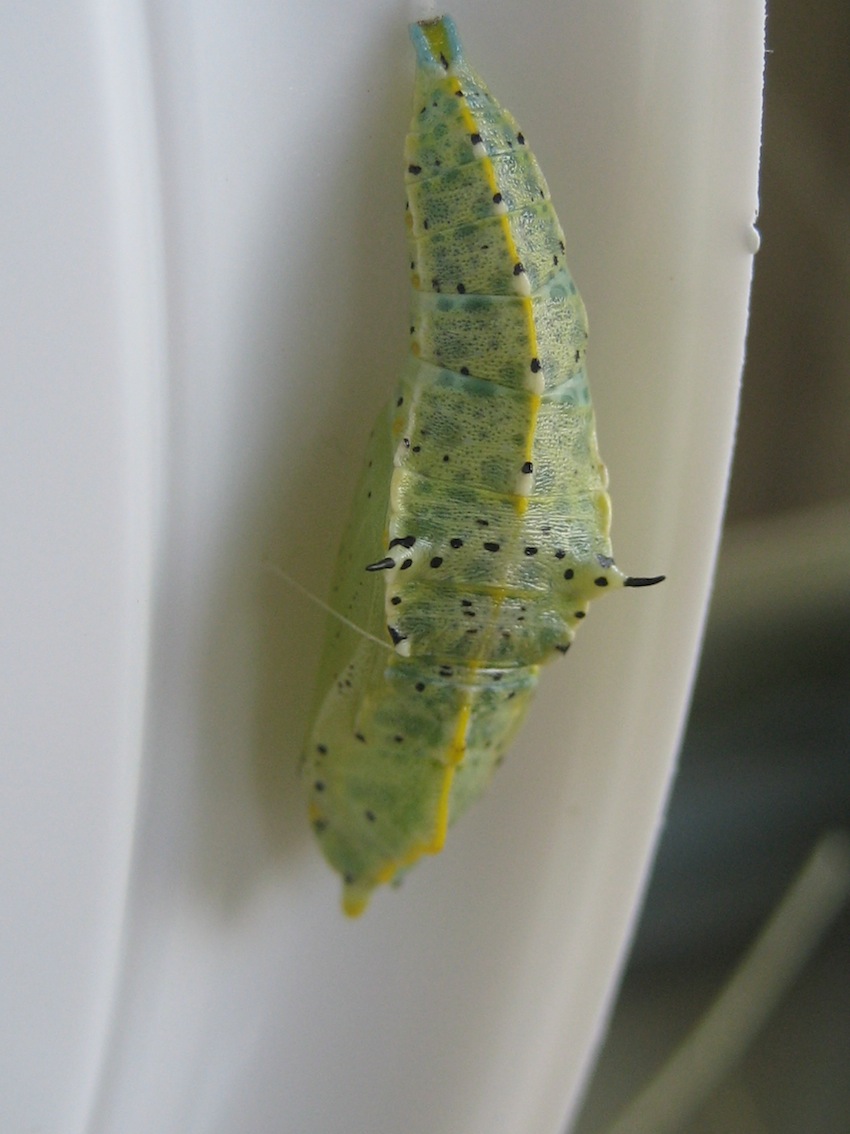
[472,141,487,159]
[395,638,412,657]
[393,439,409,467]
[512,271,531,297]
[746,224,761,254]
[525,370,545,395]
[514,470,534,496]
[493,199,508,216]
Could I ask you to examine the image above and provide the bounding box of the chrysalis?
[302,15,663,916]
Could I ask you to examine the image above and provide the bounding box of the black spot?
[484,541,501,552]
[365,810,376,822]
[314,780,325,791]
[559,240,566,252]
[432,277,441,291]
[355,732,366,742]
[530,358,541,373]
[461,599,473,606]
[400,559,413,570]
[575,349,582,363]
[460,366,470,375]
[389,535,416,549]
[388,626,407,645]
[470,132,482,145]
[412,445,421,453]
[513,261,525,276]
[439,665,454,677]
[524,546,538,556]
[493,192,503,204]
[439,53,449,69]
[430,557,443,568]
[415,681,426,692]
[521,460,533,474]
[450,538,464,548]
[457,283,466,294]
[574,611,586,619]
[344,872,356,885]
[423,218,430,230]
[455,88,464,98]
[475,518,489,527]
[462,608,476,618]
[397,396,404,407]
[408,164,422,175]
[442,454,450,463]
[517,132,525,145]
[555,549,566,560]
[594,577,609,587]
[553,255,559,266]
[316,744,327,755]
[556,643,571,654]
[563,568,574,580]
[391,595,402,605]
[466,628,478,634]
[394,735,404,743]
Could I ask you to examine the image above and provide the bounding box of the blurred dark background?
[576,4,850,1130]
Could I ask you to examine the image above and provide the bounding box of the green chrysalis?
[302,14,663,916]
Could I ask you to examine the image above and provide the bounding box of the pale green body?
[302,16,654,916]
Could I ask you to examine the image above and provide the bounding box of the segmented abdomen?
[303,16,636,916]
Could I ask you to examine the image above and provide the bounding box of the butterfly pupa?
[301,14,663,916]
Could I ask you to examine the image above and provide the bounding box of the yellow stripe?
[451,79,540,518]
[427,699,473,852]
[352,698,472,904]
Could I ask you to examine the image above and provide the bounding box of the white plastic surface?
[0,2,764,1133]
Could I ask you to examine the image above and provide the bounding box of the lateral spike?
[624,575,666,588]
